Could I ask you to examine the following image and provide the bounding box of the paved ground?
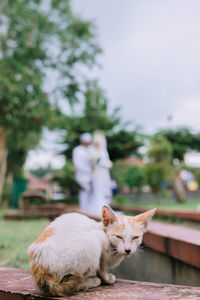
[1,267,200,300]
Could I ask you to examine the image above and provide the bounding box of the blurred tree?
[107,130,143,161]
[145,162,171,203]
[110,161,125,189]
[145,136,172,203]
[148,135,172,163]
[156,128,200,162]
[61,80,143,161]
[53,160,80,201]
[29,164,59,178]
[123,165,145,198]
[0,0,100,202]
[156,128,200,202]
[6,131,42,182]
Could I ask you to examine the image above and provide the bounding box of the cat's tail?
[31,263,90,297]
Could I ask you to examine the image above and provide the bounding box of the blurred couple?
[72,131,112,216]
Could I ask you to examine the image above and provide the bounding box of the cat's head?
[102,206,156,256]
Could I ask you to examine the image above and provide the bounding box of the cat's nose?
[125,249,131,254]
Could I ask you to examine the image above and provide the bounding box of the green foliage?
[30,164,59,178]
[110,161,126,188]
[0,1,51,131]
[111,162,145,196]
[0,0,101,177]
[7,131,42,176]
[62,80,143,161]
[156,128,200,161]
[107,130,143,161]
[54,160,80,199]
[145,162,171,196]
[113,194,129,205]
[123,165,145,191]
[146,136,173,202]
[148,135,172,163]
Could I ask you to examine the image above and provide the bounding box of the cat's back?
[28,213,107,276]
[51,213,101,235]
[29,212,103,250]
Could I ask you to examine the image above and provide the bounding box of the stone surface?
[1,267,200,300]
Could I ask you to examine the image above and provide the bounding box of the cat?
[28,206,156,296]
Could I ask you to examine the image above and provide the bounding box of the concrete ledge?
[1,267,200,300]
[5,205,200,222]
[112,205,200,222]
[3,209,100,221]
[144,221,200,269]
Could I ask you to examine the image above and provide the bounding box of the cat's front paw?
[104,273,116,285]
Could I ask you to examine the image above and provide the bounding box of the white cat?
[28,206,156,296]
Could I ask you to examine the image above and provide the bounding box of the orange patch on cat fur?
[31,263,91,296]
[33,227,54,244]
[29,249,36,260]
[102,206,118,226]
[111,223,125,236]
[111,215,125,235]
[117,215,143,234]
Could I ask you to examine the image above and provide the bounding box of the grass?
[0,210,47,269]
[128,199,200,211]
[113,195,200,211]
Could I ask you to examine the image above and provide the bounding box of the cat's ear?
[134,208,157,232]
[102,206,118,226]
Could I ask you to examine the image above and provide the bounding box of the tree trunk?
[155,191,161,204]
[173,171,186,203]
[0,129,7,205]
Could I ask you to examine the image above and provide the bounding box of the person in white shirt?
[72,133,92,211]
[88,131,113,215]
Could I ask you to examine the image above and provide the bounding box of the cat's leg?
[76,277,101,292]
[97,255,116,285]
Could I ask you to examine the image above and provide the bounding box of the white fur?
[28,208,156,286]
[28,213,109,281]
[105,217,143,258]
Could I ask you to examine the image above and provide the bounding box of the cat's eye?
[116,235,123,240]
[132,236,139,240]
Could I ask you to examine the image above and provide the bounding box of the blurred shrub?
[146,136,173,202]
[160,189,172,199]
[123,165,145,192]
[111,162,146,199]
[145,162,171,203]
[54,161,80,202]
[113,194,129,205]
[110,161,126,189]
[148,135,172,163]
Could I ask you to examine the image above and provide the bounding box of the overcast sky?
[26,0,200,169]
[73,0,200,132]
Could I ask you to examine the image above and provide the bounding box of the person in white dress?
[88,131,113,216]
[72,133,92,211]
